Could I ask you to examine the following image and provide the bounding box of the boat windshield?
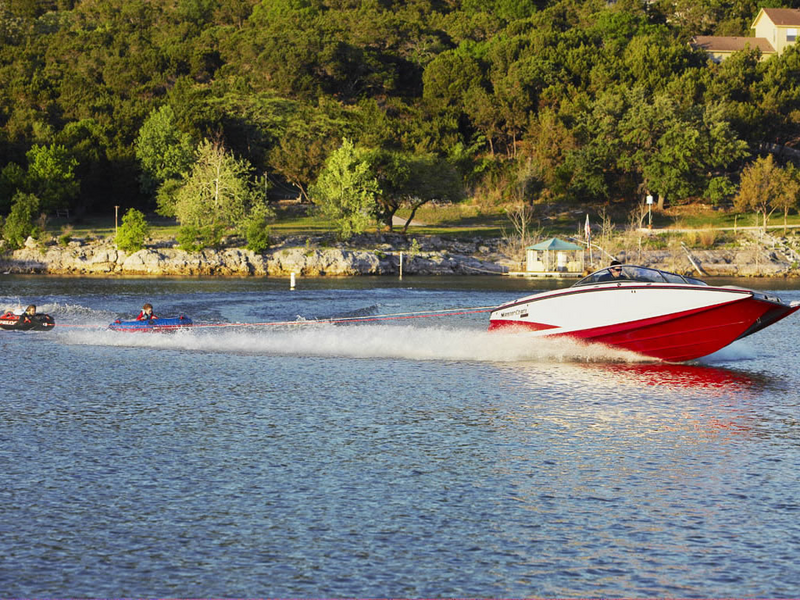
[574,265,708,287]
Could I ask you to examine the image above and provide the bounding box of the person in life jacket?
[20,304,36,324]
[136,303,157,321]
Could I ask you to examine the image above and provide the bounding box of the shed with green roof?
[525,237,585,274]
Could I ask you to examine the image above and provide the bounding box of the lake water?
[2,274,800,598]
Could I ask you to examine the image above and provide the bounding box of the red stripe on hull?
[488,320,558,333]
[491,297,798,362]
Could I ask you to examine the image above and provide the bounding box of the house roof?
[691,36,775,54]
[527,238,583,251]
[757,8,800,26]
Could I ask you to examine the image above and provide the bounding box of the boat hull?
[489,283,799,362]
[109,316,193,332]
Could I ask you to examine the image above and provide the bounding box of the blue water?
[2,275,800,597]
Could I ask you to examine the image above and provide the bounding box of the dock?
[505,271,583,278]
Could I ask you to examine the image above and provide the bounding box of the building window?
[789,28,797,42]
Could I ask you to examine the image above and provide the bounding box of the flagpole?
[585,214,593,267]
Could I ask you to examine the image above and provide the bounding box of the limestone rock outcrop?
[0,236,508,277]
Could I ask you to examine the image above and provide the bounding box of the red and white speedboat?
[489,264,800,362]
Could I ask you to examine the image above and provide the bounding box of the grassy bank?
[40,201,800,250]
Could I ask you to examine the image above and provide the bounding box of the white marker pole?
[290,272,296,290]
[399,252,403,280]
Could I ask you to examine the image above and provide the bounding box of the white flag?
[584,214,591,244]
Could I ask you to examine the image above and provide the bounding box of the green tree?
[270,135,338,203]
[267,102,350,202]
[422,50,483,113]
[25,144,80,213]
[371,149,464,232]
[116,208,150,253]
[309,138,379,239]
[173,139,264,233]
[0,162,26,213]
[734,154,798,229]
[564,91,626,202]
[2,192,40,249]
[55,119,114,212]
[614,90,748,205]
[135,105,196,204]
[755,45,800,145]
[464,84,503,156]
[706,176,736,206]
[776,163,800,232]
[707,47,762,140]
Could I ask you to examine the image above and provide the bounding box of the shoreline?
[1,232,799,278]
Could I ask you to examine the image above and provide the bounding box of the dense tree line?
[1,0,800,242]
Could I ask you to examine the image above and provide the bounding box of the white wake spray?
[59,323,648,364]
[698,339,757,362]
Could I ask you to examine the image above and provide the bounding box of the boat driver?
[136,303,157,321]
[598,261,627,282]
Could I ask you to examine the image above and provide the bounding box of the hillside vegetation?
[1,0,799,244]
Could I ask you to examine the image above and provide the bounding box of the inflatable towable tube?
[0,311,56,331]
[108,315,193,333]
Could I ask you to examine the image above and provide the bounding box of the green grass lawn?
[663,206,800,230]
[49,216,180,241]
[43,202,800,244]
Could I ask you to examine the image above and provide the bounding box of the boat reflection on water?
[582,361,761,393]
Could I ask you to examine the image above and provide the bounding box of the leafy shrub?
[3,192,40,249]
[246,222,270,253]
[176,225,203,252]
[116,208,150,252]
[58,225,74,247]
[177,224,223,252]
[203,224,224,250]
[243,204,272,253]
[408,237,421,259]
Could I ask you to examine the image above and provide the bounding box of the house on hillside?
[691,7,800,62]
[752,8,800,54]
[690,36,775,62]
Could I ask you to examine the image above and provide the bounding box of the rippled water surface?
[2,275,800,597]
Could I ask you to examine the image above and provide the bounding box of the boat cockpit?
[574,265,708,287]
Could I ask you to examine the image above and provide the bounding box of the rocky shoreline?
[0,233,509,277]
[1,231,799,278]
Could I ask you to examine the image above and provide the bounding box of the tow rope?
[54,306,497,330]
[187,306,496,329]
